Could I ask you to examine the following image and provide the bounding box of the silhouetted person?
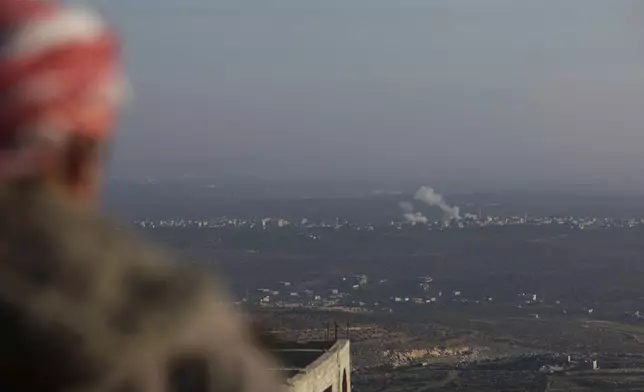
[0,1,280,391]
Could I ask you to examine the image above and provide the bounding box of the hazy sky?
[95,0,644,191]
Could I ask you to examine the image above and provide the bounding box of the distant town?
[135,213,644,231]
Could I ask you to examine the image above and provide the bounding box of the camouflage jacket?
[0,184,281,392]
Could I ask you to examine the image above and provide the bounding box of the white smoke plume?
[399,201,428,224]
[464,213,478,219]
[404,212,429,224]
[414,186,461,220]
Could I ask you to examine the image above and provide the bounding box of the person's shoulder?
[0,183,218,325]
[0,187,284,391]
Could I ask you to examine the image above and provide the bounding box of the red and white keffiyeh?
[0,0,127,177]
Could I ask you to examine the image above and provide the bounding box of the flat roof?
[267,341,337,378]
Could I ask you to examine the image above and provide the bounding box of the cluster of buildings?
[135,214,644,231]
[539,354,599,374]
[241,274,639,324]
[396,214,644,230]
[240,274,567,318]
[248,276,370,310]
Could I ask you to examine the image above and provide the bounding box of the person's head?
[0,0,126,205]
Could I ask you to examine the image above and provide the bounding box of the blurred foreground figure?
[0,1,280,391]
